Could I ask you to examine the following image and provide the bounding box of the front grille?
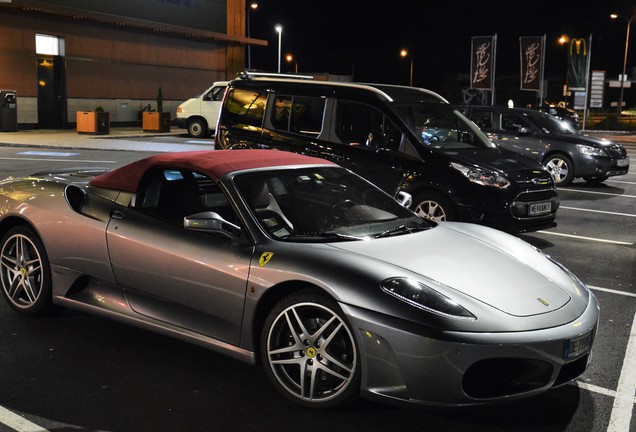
[516,189,558,203]
[607,145,627,159]
[463,358,554,399]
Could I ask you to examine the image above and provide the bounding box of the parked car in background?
[0,150,598,409]
[215,75,559,233]
[176,81,228,137]
[463,106,630,186]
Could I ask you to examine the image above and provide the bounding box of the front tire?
[544,154,575,186]
[412,191,456,221]
[261,289,360,409]
[0,226,52,315]
[187,118,207,138]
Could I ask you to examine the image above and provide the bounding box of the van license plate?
[564,332,592,359]
[529,202,551,216]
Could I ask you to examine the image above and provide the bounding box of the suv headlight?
[577,144,606,157]
[380,277,476,320]
[450,162,510,189]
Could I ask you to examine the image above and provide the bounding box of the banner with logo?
[568,37,589,91]
[519,36,545,92]
[470,36,496,90]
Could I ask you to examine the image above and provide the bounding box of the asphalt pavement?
[0,127,635,154]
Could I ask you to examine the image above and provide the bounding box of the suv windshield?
[233,166,430,242]
[394,103,496,150]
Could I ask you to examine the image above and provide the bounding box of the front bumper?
[341,292,599,407]
[573,153,630,179]
[453,187,559,233]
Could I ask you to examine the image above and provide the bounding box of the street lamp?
[285,53,298,73]
[246,2,258,70]
[400,49,413,86]
[275,24,282,73]
[558,34,570,99]
[610,13,636,114]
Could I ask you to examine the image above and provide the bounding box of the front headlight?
[450,162,510,189]
[380,277,476,320]
[576,144,606,157]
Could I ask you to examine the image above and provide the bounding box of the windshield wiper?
[374,223,430,239]
[288,231,365,241]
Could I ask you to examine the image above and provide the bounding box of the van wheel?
[412,191,456,222]
[187,119,207,138]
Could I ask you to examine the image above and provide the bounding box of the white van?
[176,81,228,137]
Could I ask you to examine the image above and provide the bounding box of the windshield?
[394,103,496,150]
[233,167,430,242]
[526,113,576,135]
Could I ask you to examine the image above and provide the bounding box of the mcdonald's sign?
[568,37,589,91]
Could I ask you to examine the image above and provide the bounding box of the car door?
[325,99,410,195]
[201,84,227,130]
[105,168,252,345]
[470,109,539,160]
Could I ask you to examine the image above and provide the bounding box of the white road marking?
[536,230,634,245]
[590,286,636,298]
[0,406,48,432]
[0,157,117,164]
[606,179,636,185]
[558,188,636,199]
[607,311,636,432]
[559,206,636,218]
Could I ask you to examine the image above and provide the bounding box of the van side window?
[271,95,325,137]
[336,101,402,151]
[223,88,267,127]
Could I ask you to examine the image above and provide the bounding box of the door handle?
[110,210,125,220]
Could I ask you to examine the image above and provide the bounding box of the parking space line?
[559,206,636,219]
[558,188,636,199]
[590,286,636,298]
[536,230,634,245]
[607,311,636,432]
[606,179,636,185]
[0,405,48,432]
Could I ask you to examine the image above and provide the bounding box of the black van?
[215,76,559,233]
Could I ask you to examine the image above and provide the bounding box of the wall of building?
[0,6,235,127]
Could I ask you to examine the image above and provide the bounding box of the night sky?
[247,0,636,105]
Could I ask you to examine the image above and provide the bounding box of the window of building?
[35,34,65,56]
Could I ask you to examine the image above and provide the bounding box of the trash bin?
[0,90,17,132]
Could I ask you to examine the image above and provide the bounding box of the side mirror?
[184,211,241,237]
[396,191,412,208]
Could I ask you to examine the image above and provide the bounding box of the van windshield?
[394,103,496,150]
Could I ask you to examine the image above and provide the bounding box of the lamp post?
[285,54,298,73]
[558,34,569,100]
[610,13,636,114]
[246,2,258,70]
[275,24,282,73]
[400,49,413,86]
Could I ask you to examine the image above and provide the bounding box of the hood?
[543,132,617,148]
[435,148,552,184]
[328,223,572,317]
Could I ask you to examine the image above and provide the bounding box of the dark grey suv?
[463,106,630,186]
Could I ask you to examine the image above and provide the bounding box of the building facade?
[0,0,266,128]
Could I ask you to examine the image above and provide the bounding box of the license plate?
[529,202,551,216]
[616,157,629,167]
[564,332,593,359]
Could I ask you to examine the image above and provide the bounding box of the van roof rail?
[237,71,315,80]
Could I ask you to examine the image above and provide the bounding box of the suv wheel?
[544,154,574,186]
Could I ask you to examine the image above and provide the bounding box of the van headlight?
[381,277,476,320]
[576,144,606,157]
[450,162,510,189]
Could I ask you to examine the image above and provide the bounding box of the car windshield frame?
[392,102,497,150]
[232,166,431,242]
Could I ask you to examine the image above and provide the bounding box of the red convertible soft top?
[89,150,334,192]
